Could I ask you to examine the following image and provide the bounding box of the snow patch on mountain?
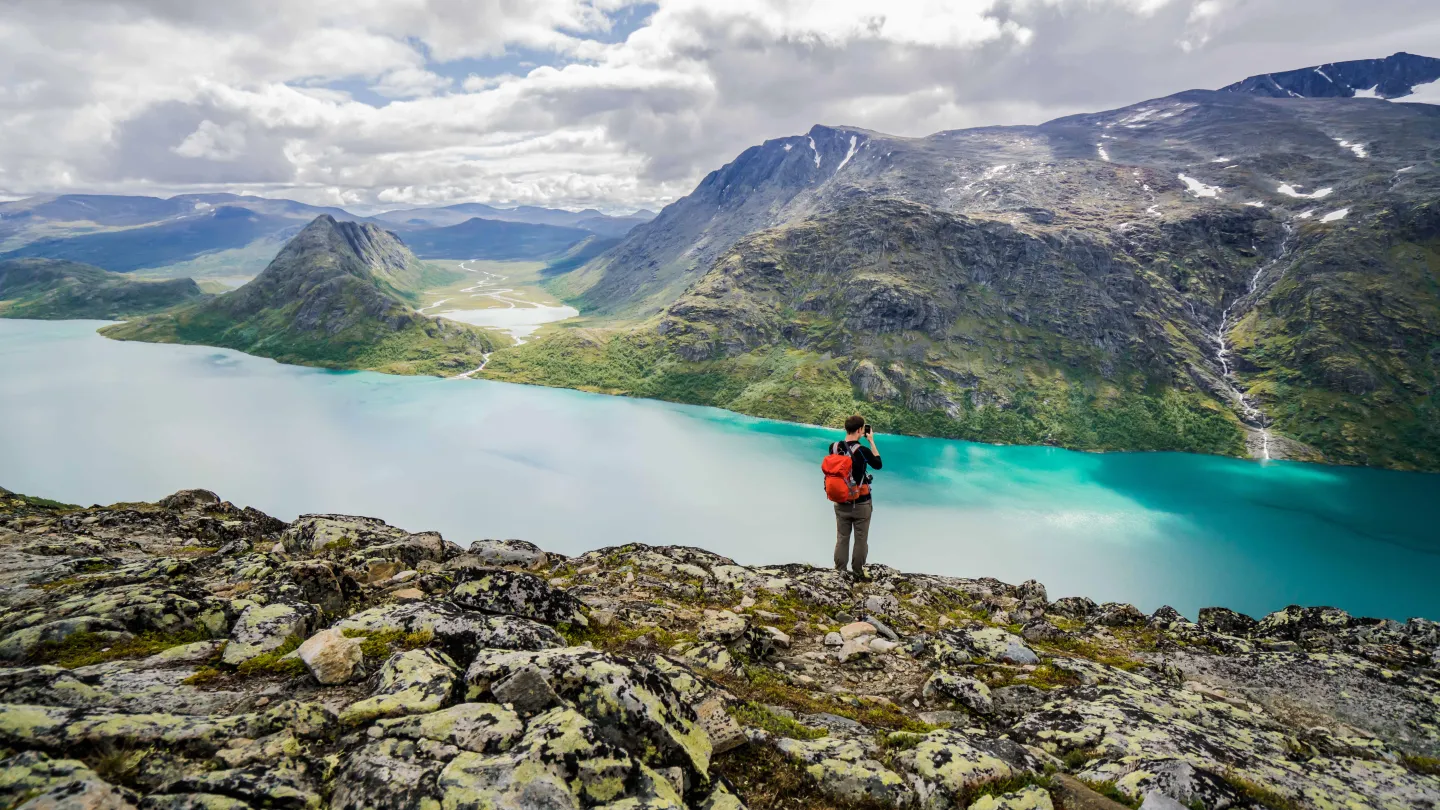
[1321,208,1351,223]
[1354,85,1382,99]
[1277,184,1333,199]
[1334,138,1368,158]
[836,135,860,173]
[1097,143,1111,161]
[1178,174,1221,198]
[1401,78,1440,105]
[808,137,820,168]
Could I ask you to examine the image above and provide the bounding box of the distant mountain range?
[103,216,494,376]
[0,194,654,278]
[487,52,1440,472]
[0,258,207,320]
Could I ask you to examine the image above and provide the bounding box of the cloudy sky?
[3,0,1438,213]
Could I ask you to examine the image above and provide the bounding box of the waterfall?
[1209,223,1295,461]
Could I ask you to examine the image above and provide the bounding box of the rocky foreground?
[0,488,1437,810]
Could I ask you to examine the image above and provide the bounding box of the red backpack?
[822,442,870,504]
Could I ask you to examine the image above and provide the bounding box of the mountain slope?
[494,54,1440,470]
[0,258,206,319]
[103,216,493,376]
[1223,52,1440,100]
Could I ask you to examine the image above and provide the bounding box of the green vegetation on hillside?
[103,216,494,377]
[485,330,1246,457]
[0,258,207,320]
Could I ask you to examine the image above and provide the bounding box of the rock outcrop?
[1,486,1437,810]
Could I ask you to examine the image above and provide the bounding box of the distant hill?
[374,203,655,236]
[0,258,206,319]
[0,206,302,273]
[398,217,593,260]
[103,216,493,376]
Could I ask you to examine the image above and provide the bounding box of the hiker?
[823,413,882,580]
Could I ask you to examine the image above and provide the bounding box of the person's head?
[844,414,866,437]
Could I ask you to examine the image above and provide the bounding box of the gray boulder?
[450,569,586,627]
[340,648,461,724]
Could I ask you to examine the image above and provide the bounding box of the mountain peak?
[1222,52,1440,100]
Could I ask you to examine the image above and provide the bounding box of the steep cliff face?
[103,216,493,376]
[502,57,1440,469]
[0,258,206,319]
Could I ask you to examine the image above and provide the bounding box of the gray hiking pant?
[834,501,873,574]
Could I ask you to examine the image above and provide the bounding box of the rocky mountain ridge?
[102,215,495,376]
[1222,52,1440,101]
[497,53,1440,470]
[0,485,1436,810]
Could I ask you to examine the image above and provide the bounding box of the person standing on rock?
[824,414,882,581]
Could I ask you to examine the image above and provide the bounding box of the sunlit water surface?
[2,319,1438,621]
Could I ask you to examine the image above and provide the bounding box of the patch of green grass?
[1220,773,1300,810]
[959,774,1055,807]
[1036,637,1142,671]
[714,668,936,734]
[714,740,898,810]
[728,701,828,740]
[557,621,695,653]
[235,635,306,677]
[978,662,1083,691]
[1402,753,1440,776]
[342,628,434,659]
[181,666,225,686]
[29,628,211,668]
[1061,747,1102,771]
[1078,778,1141,809]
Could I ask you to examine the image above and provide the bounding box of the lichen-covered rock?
[969,786,1053,810]
[0,750,138,810]
[489,664,560,715]
[1148,606,1188,628]
[923,672,994,714]
[773,737,913,807]
[221,601,319,666]
[449,569,586,627]
[332,600,562,666]
[341,649,460,724]
[1196,607,1256,637]
[668,641,740,676]
[371,703,523,753]
[435,707,669,810]
[893,729,1043,807]
[0,701,336,753]
[297,628,363,685]
[1050,596,1097,620]
[331,737,453,810]
[1093,602,1147,627]
[281,515,410,555]
[461,539,548,568]
[936,626,1039,665]
[698,610,747,643]
[1022,620,1066,642]
[1253,605,1356,643]
[464,647,712,777]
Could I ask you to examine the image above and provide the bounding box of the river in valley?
[2,319,1438,622]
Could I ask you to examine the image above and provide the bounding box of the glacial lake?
[2,319,1439,623]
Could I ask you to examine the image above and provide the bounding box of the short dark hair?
[844,414,866,433]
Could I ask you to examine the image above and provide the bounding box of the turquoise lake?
[2,319,1438,622]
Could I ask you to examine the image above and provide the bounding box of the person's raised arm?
[865,433,881,469]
